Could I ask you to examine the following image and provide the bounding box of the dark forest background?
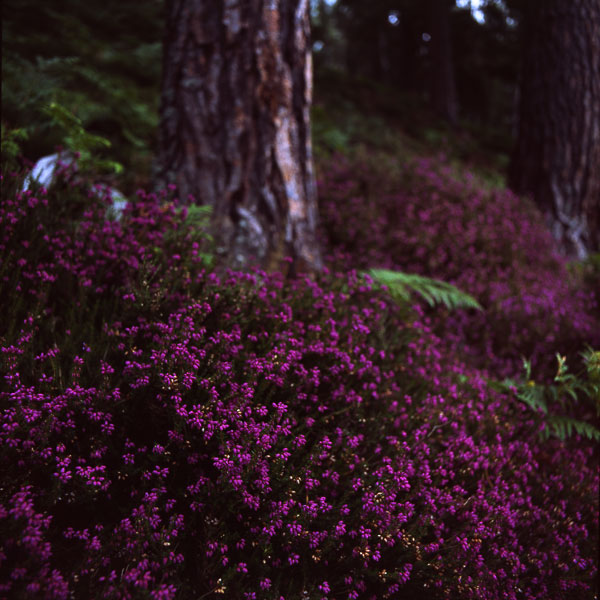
[1,0,523,189]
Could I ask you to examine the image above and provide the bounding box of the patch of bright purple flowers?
[318,156,600,378]
[0,160,598,599]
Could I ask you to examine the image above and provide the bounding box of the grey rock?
[22,152,128,221]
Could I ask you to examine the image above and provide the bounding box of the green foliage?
[312,103,353,156]
[175,204,215,267]
[1,124,29,170]
[311,82,422,165]
[180,203,213,227]
[150,203,216,270]
[569,252,600,306]
[502,351,600,442]
[585,347,600,386]
[42,102,123,175]
[583,252,600,274]
[367,268,483,311]
[2,0,162,189]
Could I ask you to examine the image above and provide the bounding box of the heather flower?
[0,162,597,599]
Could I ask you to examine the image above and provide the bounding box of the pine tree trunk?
[509,0,600,259]
[155,0,321,273]
[428,0,458,125]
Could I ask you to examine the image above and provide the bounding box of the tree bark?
[509,0,600,259]
[428,0,458,125]
[155,0,321,273]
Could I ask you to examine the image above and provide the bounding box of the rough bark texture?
[155,0,321,273]
[428,0,458,125]
[509,0,600,259]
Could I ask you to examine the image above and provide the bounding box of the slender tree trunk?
[155,0,321,273]
[428,0,458,125]
[509,0,600,259]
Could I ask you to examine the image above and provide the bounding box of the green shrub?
[500,350,600,442]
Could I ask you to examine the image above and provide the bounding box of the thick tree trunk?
[509,0,600,259]
[428,0,458,125]
[155,0,321,273]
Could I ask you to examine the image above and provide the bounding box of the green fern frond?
[504,352,600,442]
[41,102,123,175]
[513,382,548,414]
[545,416,600,442]
[367,268,482,311]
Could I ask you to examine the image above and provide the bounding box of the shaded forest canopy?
[2,0,520,189]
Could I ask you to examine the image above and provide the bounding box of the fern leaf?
[517,384,548,414]
[546,416,600,442]
[367,268,482,311]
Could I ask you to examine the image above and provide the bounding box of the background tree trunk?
[509,0,600,259]
[155,0,321,273]
[428,0,458,125]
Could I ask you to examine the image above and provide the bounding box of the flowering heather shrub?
[0,168,598,599]
[318,155,600,379]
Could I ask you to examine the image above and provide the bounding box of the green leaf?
[183,204,213,223]
[517,384,548,414]
[546,416,600,442]
[1,125,29,162]
[41,101,124,175]
[367,268,483,311]
[507,351,600,442]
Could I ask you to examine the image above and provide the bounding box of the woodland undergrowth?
[0,150,598,599]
